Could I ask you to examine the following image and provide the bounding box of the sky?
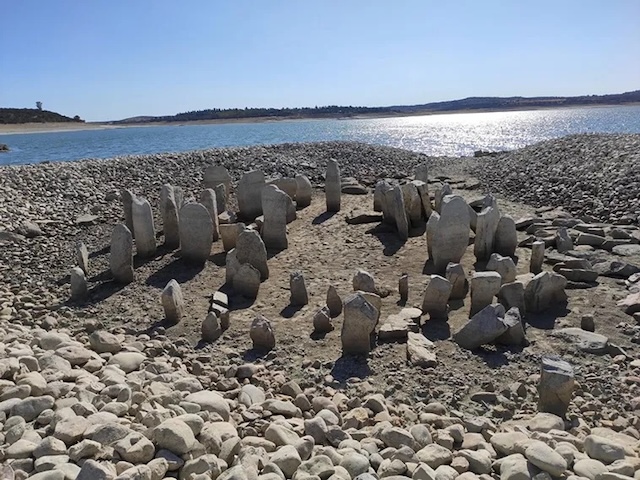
[0,0,639,121]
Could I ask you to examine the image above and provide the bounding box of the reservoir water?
[1,105,639,166]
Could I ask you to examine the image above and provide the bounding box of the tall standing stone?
[497,281,526,316]
[327,285,342,317]
[76,241,89,275]
[341,293,378,355]
[261,185,289,251]
[427,195,471,272]
[373,181,385,212]
[495,215,518,257]
[214,184,227,214]
[470,271,502,316]
[530,240,545,274]
[289,271,309,306]
[132,196,156,258]
[325,159,341,212]
[161,279,184,324]
[446,263,468,300]
[70,266,88,300]
[179,203,213,264]
[160,184,180,249]
[199,189,220,242]
[524,271,567,313]
[486,253,517,284]
[421,275,452,320]
[387,186,409,240]
[110,224,134,284]
[474,202,501,261]
[399,273,409,303]
[295,175,312,209]
[233,263,261,299]
[434,183,452,213]
[537,357,575,417]
[415,162,429,184]
[202,312,222,342]
[121,189,136,234]
[412,180,432,219]
[204,165,232,197]
[236,229,269,280]
[273,178,298,200]
[401,182,422,227]
[237,170,266,221]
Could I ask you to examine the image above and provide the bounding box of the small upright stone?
[290,271,309,306]
[495,215,518,257]
[76,241,89,275]
[524,271,567,313]
[233,264,261,299]
[251,314,275,350]
[421,275,452,320]
[202,312,222,342]
[160,184,181,249]
[555,227,573,253]
[295,175,312,208]
[325,159,341,212]
[203,164,232,196]
[486,253,517,284]
[412,179,432,219]
[399,273,409,303]
[262,185,289,251]
[132,196,156,257]
[70,266,88,300]
[199,189,220,242]
[161,279,184,324]
[327,285,342,317]
[530,240,545,274]
[313,306,333,333]
[538,357,575,417]
[446,263,468,300]
[470,271,502,316]
[110,224,134,284]
[236,229,269,280]
[179,203,213,264]
[121,188,136,234]
[238,170,266,221]
[353,269,377,293]
[341,293,378,355]
[219,222,246,252]
[497,281,526,315]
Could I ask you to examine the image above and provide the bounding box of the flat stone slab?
[75,214,99,225]
[552,328,609,354]
[406,332,437,367]
[612,244,640,256]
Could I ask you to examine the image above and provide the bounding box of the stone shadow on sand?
[330,355,372,386]
[242,348,271,361]
[145,258,204,289]
[525,305,571,330]
[280,304,304,318]
[312,212,337,225]
[421,321,451,342]
[366,225,406,256]
[88,245,110,258]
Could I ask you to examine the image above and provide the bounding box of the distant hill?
[0,108,83,124]
[114,90,640,124]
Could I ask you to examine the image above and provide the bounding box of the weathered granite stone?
[238,170,266,220]
[225,248,241,284]
[421,275,452,320]
[202,312,222,342]
[389,186,409,240]
[497,281,526,316]
[538,357,575,417]
[486,253,517,284]
[251,314,275,350]
[219,222,246,252]
[313,306,333,333]
[407,332,437,367]
[132,196,156,257]
[524,271,567,313]
[121,189,136,234]
[161,279,184,324]
[402,182,423,227]
[325,159,341,212]
[70,267,88,300]
[295,175,312,208]
[415,162,429,184]
[76,241,89,275]
[204,165,232,197]
[341,293,378,355]
[474,201,501,261]
[160,184,180,249]
[273,178,298,200]
[353,269,377,293]
[446,263,468,300]
[290,271,309,306]
[179,203,213,264]
[427,195,470,272]
[327,285,342,317]
[434,183,453,213]
[262,185,289,251]
[413,179,432,219]
[110,224,134,284]
[399,273,409,303]
[373,181,385,212]
[530,241,545,274]
[470,271,502,316]
[236,229,269,280]
[453,304,507,350]
[199,189,220,242]
[555,227,573,253]
[495,215,518,257]
[214,184,227,215]
[233,263,261,298]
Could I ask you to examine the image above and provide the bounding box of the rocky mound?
[470,134,640,224]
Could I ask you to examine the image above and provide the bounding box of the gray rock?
[495,215,518,257]
[325,159,341,212]
[427,195,470,272]
[131,196,156,257]
[407,332,437,367]
[446,263,468,301]
[236,229,269,280]
[121,189,135,234]
[496,307,526,346]
[327,285,343,317]
[70,266,88,300]
[110,224,134,284]
[295,175,312,208]
[233,263,261,299]
[453,304,507,350]
[76,241,89,275]
[203,164,232,197]
[161,279,184,324]
[530,241,545,274]
[474,202,501,261]
[553,328,608,354]
[199,188,220,242]
[353,269,377,293]
[402,182,423,227]
[497,281,526,316]
[555,227,573,253]
[486,253,517,284]
[153,418,196,455]
[238,170,266,220]
[262,185,289,251]
[313,306,333,333]
[89,331,121,354]
[160,184,181,248]
[421,275,452,320]
[524,441,567,477]
[583,435,626,464]
[399,273,409,302]
[220,222,245,252]
[179,203,213,264]
[202,312,222,342]
[76,459,117,480]
[537,357,575,417]
[341,292,378,355]
[470,271,502,316]
[290,271,309,306]
[251,314,275,350]
[524,272,567,313]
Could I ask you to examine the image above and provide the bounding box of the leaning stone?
[495,216,518,257]
[407,332,437,367]
[219,222,245,252]
[132,196,156,257]
[341,293,378,355]
[446,263,468,300]
[470,271,502,316]
[238,170,266,220]
[272,177,298,200]
[524,271,567,313]
[295,175,312,208]
[453,304,507,350]
[236,229,269,280]
[389,186,409,240]
[497,281,526,316]
[327,285,342,317]
[70,267,88,300]
[353,269,377,293]
[199,189,220,242]
[486,253,517,284]
[161,279,183,324]
[530,241,545,274]
[428,195,470,272]
[374,181,386,212]
[555,227,573,253]
[474,201,501,261]
[399,273,409,302]
[325,159,341,212]
[233,264,261,299]
[160,184,181,249]
[76,241,89,275]
[537,357,575,417]
[110,224,134,284]
[179,203,213,264]
[313,307,333,333]
[413,179,433,219]
[401,182,423,227]
[203,165,232,197]
[496,307,526,346]
[262,185,289,251]
[202,312,222,342]
[214,184,227,215]
[421,275,452,320]
[290,271,309,306]
[251,314,275,350]
[121,189,136,234]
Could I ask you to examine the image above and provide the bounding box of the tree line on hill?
[0,108,84,124]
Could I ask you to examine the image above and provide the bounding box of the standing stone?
[377,181,395,225]
[415,162,429,184]
[121,189,136,234]
[179,203,213,264]
[390,186,409,240]
[290,271,309,306]
[353,269,377,293]
[219,223,245,252]
[427,195,471,272]
[524,271,568,313]
[250,314,275,350]
[132,196,156,258]
[421,275,452,320]
[496,307,526,345]
[530,241,545,274]
[70,266,88,300]
[327,285,342,317]
[273,178,298,200]
[453,304,507,350]
[238,170,266,220]
[434,183,452,213]
[161,279,184,324]
[486,253,517,284]
[262,185,289,251]
[325,159,341,212]
[446,263,468,300]
[199,189,220,242]
[76,241,89,275]
[225,249,241,284]
[474,202,501,261]
[401,182,423,227]
[555,227,573,253]
[284,191,297,223]
[497,281,526,316]
[413,180,432,219]
[495,215,518,257]
[203,165,232,197]
[295,175,312,209]
[341,293,378,355]
[313,307,333,333]
[233,264,261,298]
[538,357,575,417]
[214,184,227,214]
[470,271,502,316]
[202,312,222,342]
[110,224,134,284]
[399,274,409,303]
[373,181,386,212]
[236,229,269,280]
[160,184,180,249]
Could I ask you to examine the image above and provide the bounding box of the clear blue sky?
[1,0,638,121]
